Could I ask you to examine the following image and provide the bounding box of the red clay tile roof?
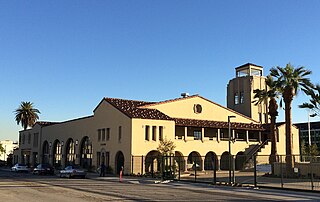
[105,98,172,120]
[36,121,58,127]
[174,118,264,131]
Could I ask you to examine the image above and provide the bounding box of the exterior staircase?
[241,139,270,170]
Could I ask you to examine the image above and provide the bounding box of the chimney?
[181,93,189,98]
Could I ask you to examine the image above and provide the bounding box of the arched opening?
[187,151,202,171]
[80,136,92,169]
[52,139,62,168]
[145,150,161,176]
[174,151,185,171]
[115,151,124,174]
[42,141,49,164]
[204,152,218,170]
[220,151,230,170]
[65,138,75,166]
[235,151,246,170]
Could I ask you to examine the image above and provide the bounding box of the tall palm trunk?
[269,97,278,175]
[284,86,294,176]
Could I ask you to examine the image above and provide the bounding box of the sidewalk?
[86,172,159,184]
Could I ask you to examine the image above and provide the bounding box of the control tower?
[227,63,268,123]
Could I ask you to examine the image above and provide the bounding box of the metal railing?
[131,154,320,191]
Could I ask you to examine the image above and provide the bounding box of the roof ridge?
[196,95,260,123]
[139,94,199,108]
[103,97,172,120]
[104,97,154,105]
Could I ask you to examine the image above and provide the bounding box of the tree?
[0,143,5,155]
[299,84,320,116]
[253,75,280,174]
[14,101,41,130]
[270,63,314,176]
[306,144,319,157]
[157,138,176,156]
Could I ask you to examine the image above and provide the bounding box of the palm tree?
[0,143,5,155]
[299,84,320,116]
[253,75,280,174]
[14,101,41,130]
[270,63,314,176]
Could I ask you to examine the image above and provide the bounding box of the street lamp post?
[308,112,317,146]
[228,115,236,184]
[308,112,311,146]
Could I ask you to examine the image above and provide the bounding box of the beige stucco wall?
[14,95,302,175]
[227,75,268,123]
[42,116,95,167]
[92,100,132,173]
[131,119,175,156]
[276,124,300,155]
[18,124,42,166]
[144,96,258,124]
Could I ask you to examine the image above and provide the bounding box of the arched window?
[80,136,92,169]
[52,140,62,168]
[65,139,75,166]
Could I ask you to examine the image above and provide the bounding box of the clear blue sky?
[1,1,320,141]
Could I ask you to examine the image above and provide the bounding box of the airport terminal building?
[15,64,300,174]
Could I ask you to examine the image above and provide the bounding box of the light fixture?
[61,141,64,146]
[75,140,79,146]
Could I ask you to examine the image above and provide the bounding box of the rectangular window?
[118,126,122,142]
[240,92,244,104]
[194,130,202,140]
[98,129,101,142]
[106,128,110,140]
[159,126,163,141]
[102,128,106,141]
[234,93,239,105]
[145,125,150,141]
[152,126,156,141]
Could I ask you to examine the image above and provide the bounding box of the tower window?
[234,93,239,105]
[240,92,244,104]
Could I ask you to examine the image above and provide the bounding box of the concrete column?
[201,156,205,171]
[232,130,235,141]
[201,128,205,142]
[215,155,221,171]
[246,130,249,144]
[184,156,189,171]
[217,129,220,143]
[75,144,80,165]
[184,127,188,142]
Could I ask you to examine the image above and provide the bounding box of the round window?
[194,104,202,114]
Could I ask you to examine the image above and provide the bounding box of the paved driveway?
[0,168,319,201]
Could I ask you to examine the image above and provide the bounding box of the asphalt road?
[0,169,319,201]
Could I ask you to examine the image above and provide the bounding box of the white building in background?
[0,140,18,161]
